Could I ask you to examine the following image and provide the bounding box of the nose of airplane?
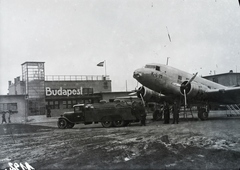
[133,69,143,79]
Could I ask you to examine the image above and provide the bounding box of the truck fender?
[58,117,74,124]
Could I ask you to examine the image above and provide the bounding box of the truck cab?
[58,104,86,128]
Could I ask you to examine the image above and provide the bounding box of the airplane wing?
[206,86,240,104]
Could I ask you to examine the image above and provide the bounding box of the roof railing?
[45,75,110,81]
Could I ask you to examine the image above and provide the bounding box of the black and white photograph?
[1,1,240,169]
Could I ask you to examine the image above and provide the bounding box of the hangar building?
[203,70,240,87]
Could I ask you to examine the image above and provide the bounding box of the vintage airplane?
[133,63,240,120]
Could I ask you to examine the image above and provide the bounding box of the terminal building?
[0,61,129,121]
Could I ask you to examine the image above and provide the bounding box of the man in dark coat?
[163,102,170,124]
[172,101,179,124]
[2,112,7,124]
[140,108,147,126]
[46,106,51,117]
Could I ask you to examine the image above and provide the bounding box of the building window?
[83,88,93,95]
[77,99,84,104]
[47,100,59,109]
[178,75,182,80]
[63,100,69,109]
[72,100,77,105]
[156,66,160,71]
[0,103,18,113]
[63,100,75,109]
[85,99,92,104]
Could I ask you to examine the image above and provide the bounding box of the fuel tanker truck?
[57,101,145,129]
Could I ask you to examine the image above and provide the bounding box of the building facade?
[0,95,27,122]
[44,75,111,116]
[203,71,240,87]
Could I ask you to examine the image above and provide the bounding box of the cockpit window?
[145,65,160,71]
[145,65,156,69]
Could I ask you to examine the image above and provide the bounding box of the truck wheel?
[113,120,125,127]
[67,122,75,128]
[101,121,113,128]
[58,119,67,129]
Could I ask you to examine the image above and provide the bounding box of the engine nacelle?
[180,81,208,99]
[137,86,162,102]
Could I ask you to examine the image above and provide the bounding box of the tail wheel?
[113,120,125,127]
[101,121,113,128]
[198,108,209,121]
[58,119,67,129]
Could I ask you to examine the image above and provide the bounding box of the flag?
[97,61,104,67]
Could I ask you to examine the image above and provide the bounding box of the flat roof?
[21,61,45,65]
[203,72,240,78]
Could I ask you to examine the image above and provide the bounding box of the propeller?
[180,72,198,117]
[129,91,137,96]
[184,89,187,107]
[129,81,139,96]
[185,72,198,87]
[139,93,146,107]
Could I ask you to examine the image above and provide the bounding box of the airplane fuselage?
[133,63,230,104]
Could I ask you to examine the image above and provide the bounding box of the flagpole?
[104,60,107,77]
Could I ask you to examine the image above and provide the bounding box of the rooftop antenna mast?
[166,57,170,65]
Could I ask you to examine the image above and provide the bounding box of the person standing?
[46,106,51,118]
[2,112,7,124]
[140,108,147,126]
[163,102,170,124]
[8,110,12,123]
[172,101,179,124]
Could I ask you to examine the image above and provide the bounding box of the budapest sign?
[46,87,83,97]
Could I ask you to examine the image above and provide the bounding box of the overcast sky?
[0,0,240,95]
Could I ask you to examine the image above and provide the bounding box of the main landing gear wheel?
[113,120,125,127]
[101,121,113,128]
[198,108,209,121]
[58,119,67,129]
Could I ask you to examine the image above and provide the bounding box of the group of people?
[1,110,12,124]
[139,101,179,126]
[163,101,179,124]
